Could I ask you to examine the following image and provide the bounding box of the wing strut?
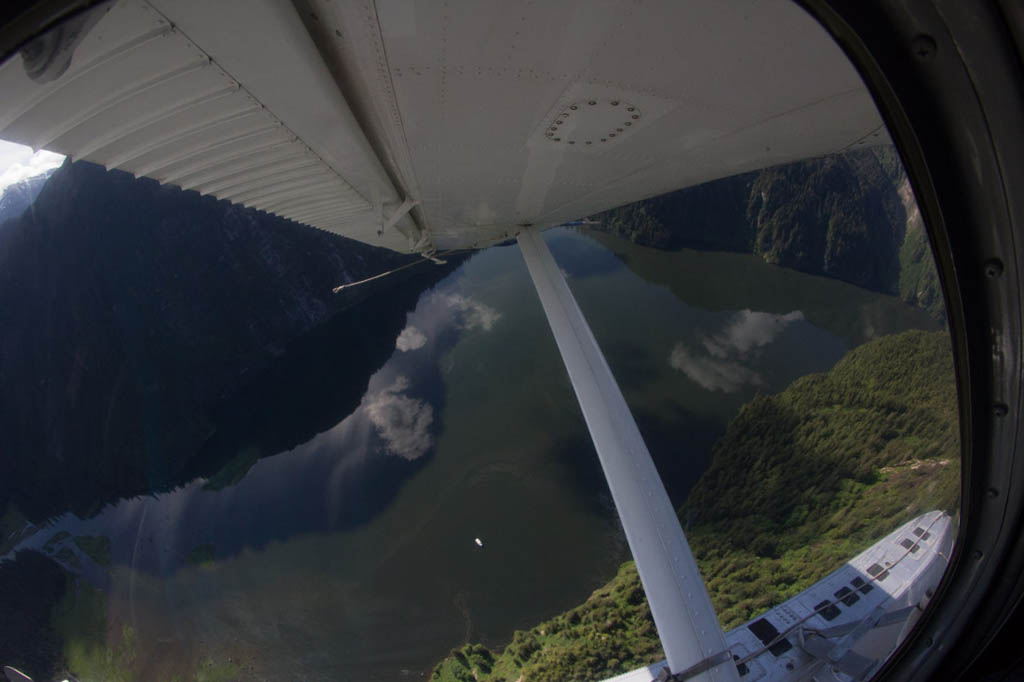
[517,229,739,682]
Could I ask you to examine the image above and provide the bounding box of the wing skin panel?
[145,0,419,250]
[0,0,419,253]
[230,179,350,207]
[126,112,281,177]
[255,193,367,218]
[191,161,324,196]
[531,87,887,228]
[170,144,314,191]
[305,0,890,250]
[79,89,263,168]
[57,70,242,161]
[125,128,297,185]
[1,0,890,253]
[3,33,209,150]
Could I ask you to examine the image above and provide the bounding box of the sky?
[0,139,65,194]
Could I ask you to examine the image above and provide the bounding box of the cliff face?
[0,159,451,522]
[595,148,919,300]
[748,149,905,294]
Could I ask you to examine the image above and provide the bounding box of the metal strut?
[517,229,738,682]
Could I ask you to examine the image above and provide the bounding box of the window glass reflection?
[0,144,957,682]
[0,3,957,682]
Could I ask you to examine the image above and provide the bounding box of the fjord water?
[12,229,938,681]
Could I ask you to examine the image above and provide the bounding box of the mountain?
[0,170,52,223]
[593,147,945,319]
[592,171,754,253]
[748,148,904,293]
[0,159,456,523]
[432,330,958,682]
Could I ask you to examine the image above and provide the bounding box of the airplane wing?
[0,0,886,255]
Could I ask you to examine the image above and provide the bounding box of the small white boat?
[474,538,483,547]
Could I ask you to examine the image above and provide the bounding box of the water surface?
[8,229,939,681]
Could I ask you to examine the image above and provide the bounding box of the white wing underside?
[0,0,887,253]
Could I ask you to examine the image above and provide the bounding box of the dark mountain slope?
[0,159,453,522]
[749,149,904,293]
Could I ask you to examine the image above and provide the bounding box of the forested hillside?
[432,330,959,682]
[593,148,945,320]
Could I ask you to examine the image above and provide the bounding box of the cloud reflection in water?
[396,325,427,351]
[703,310,805,357]
[364,376,434,460]
[442,293,501,331]
[670,309,805,393]
[669,345,765,393]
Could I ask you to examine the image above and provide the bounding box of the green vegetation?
[53,583,137,682]
[195,657,242,682]
[433,563,662,682]
[186,543,217,568]
[74,536,113,568]
[432,330,958,681]
[52,578,243,682]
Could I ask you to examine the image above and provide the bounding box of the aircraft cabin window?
[0,2,960,682]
